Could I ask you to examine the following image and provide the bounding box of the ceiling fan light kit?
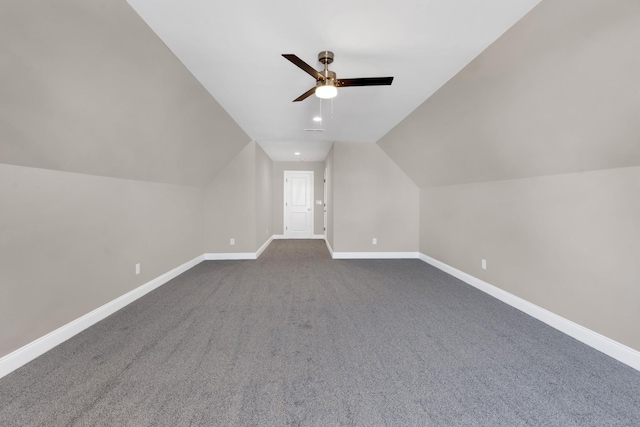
[315,83,337,99]
[282,51,393,102]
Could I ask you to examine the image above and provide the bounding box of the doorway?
[284,171,314,238]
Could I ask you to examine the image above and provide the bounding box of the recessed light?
[294,152,301,156]
[313,116,322,122]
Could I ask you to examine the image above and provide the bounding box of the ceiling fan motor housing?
[318,51,334,65]
[319,70,336,84]
[318,51,336,88]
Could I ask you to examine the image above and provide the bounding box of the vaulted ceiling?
[126,0,541,161]
[5,0,636,189]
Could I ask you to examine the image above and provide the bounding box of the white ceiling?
[126,0,540,162]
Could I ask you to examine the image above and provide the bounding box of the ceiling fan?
[282,51,394,102]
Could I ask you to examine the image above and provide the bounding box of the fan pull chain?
[330,98,334,119]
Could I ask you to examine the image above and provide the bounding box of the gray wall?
[332,142,419,253]
[0,164,203,357]
[379,0,640,351]
[271,162,325,236]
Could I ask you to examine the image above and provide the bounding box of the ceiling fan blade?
[293,87,317,102]
[282,54,324,81]
[337,77,394,87]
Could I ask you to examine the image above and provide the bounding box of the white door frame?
[283,170,314,238]
[323,167,328,238]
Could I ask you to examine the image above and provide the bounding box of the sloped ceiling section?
[0,0,250,187]
[126,0,541,162]
[378,0,640,188]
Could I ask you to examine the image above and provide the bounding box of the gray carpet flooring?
[1,239,639,426]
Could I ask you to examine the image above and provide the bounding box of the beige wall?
[0,163,203,357]
[0,0,250,187]
[332,142,419,253]
[203,143,256,253]
[204,142,273,253]
[0,0,253,360]
[378,0,640,187]
[271,162,325,236]
[255,144,273,249]
[420,167,640,350]
[324,146,335,249]
[379,0,640,352]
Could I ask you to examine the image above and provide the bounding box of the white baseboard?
[204,236,275,261]
[325,239,334,257]
[7,247,636,381]
[332,251,419,260]
[273,234,324,240]
[256,236,274,258]
[1,239,282,379]
[419,253,640,372]
[204,252,256,260]
[0,254,205,380]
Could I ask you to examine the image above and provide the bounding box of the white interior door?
[284,171,313,238]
